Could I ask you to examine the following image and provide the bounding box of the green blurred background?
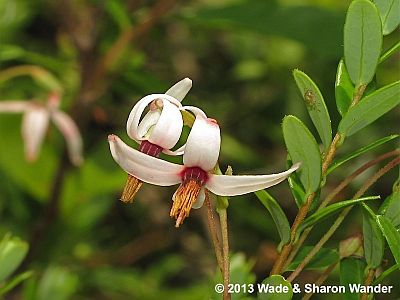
[0,0,398,299]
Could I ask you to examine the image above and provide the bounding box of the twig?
[287,157,400,282]
[205,194,223,273]
[302,262,338,300]
[219,208,231,300]
[360,269,376,300]
[283,150,399,271]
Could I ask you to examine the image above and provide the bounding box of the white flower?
[109,107,300,227]
[120,78,192,202]
[0,93,83,166]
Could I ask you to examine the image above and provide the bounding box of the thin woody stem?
[287,157,400,282]
[284,149,400,269]
[219,208,231,300]
[205,194,223,273]
[302,262,338,300]
[271,83,372,275]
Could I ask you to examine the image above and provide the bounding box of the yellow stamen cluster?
[170,180,201,227]
[120,174,143,203]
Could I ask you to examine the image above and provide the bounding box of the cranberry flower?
[109,107,300,227]
[121,78,192,202]
[0,93,83,166]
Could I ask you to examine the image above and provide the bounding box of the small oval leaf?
[362,208,384,268]
[376,215,400,267]
[257,275,293,300]
[327,134,399,174]
[344,0,383,85]
[282,115,321,194]
[293,69,332,149]
[335,59,355,116]
[297,196,379,238]
[0,235,29,282]
[286,246,339,271]
[374,0,400,35]
[255,190,291,246]
[338,81,400,137]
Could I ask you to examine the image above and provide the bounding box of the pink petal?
[205,163,301,196]
[51,111,84,166]
[0,101,30,113]
[108,134,183,186]
[165,78,192,101]
[126,94,182,142]
[22,106,50,161]
[148,100,183,149]
[183,114,221,171]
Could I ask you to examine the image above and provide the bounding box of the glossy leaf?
[338,81,400,137]
[374,0,400,35]
[379,190,400,228]
[297,196,379,237]
[327,134,399,174]
[376,215,400,267]
[282,115,321,194]
[255,190,290,246]
[362,208,384,268]
[335,59,354,116]
[257,275,293,300]
[344,0,382,85]
[286,246,339,271]
[293,69,332,149]
[340,257,367,300]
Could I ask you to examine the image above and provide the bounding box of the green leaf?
[257,275,293,300]
[292,69,332,149]
[0,234,29,282]
[335,59,355,116]
[339,236,363,258]
[380,190,400,228]
[338,81,400,137]
[376,215,400,267]
[344,0,382,85]
[374,0,400,35]
[282,115,321,194]
[340,257,367,300]
[0,271,33,296]
[255,190,290,246]
[297,196,379,237]
[362,209,384,268]
[37,266,79,300]
[327,134,399,174]
[286,246,339,271]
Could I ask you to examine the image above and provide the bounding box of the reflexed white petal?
[165,78,192,102]
[108,134,183,186]
[206,163,301,196]
[52,111,84,166]
[192,187,206,209]
[126,94,182,141]
[137,110,161,138]
[148,100,183,149]
[163,144,186,156]
[22,106,50,161]
[181,106,207,119]
[183,116,221,171]
[0,101,30,113]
